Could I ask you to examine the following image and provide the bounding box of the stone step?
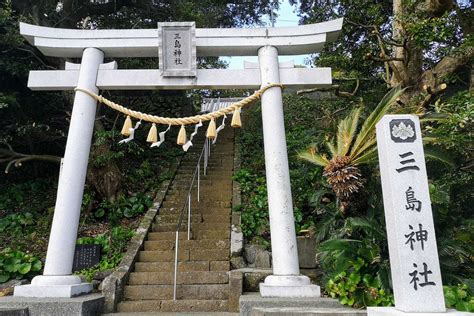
[152,224,188,232]
[123,284,230,300]
[158,207,231,216]
[173,179,232,186]
[180,160,233,166]
[177,167,233,173]
[172,175,232,181]
[139,249,230,262]
[162,201,231,208]
[155,214,230,225]
[134,260,229,272]
[128,271,229,285]
[152,220,230,233]
[117,299,228,313]
[144,239,230,251]
[147,231,191,241]
[139,250,190,262]
[166,190,232,201]
[163,193,232,202]
[194,229,231,240]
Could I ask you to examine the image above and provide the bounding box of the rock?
[254,250,271,269]
[243,270,272,292]
[0,279,28,297]
[244,244,267,266]
[94,269,113,280]
[231,227,243,256]
[92,280,101,290]
[230,256,246,269]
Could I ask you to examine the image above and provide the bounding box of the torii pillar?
[258,45,319,296]
[14,19,343,298]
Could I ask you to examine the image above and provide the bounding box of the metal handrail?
[173,138,211,300]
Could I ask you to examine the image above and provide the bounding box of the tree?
[291,0,473,107]
[298,87,403,212]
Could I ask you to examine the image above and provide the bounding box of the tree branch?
[0,145,61,174]
[297,79,360,98]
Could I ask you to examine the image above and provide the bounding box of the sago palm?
[298,87,403,210]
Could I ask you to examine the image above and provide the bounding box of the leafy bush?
[444,283,474,312]
[77,226,134,257]
[75,226,134,281]
[326,257,394,307]
[93,193,153,220]
[0,212,35,234]
[425,91,473,153]
[0,248,42,283]
[233,169,269,239]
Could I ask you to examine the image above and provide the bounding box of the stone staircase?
[117,128,235,313]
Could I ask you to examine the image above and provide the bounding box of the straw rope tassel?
[177,125,187,145]
[206,118,217,139]
[121,115,133,136]
[146,123,158,143]
[231,108,242,128]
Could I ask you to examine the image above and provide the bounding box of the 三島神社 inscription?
[158,22,197,77]
[374,115,445,313]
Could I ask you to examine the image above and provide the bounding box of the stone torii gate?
[15,19,343,298]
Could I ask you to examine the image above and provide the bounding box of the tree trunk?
[390,0,472,107]
[87,119,122,203]
[391,0,424,104]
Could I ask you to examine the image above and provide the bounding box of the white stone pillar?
[258,45,320,297]
[14,48,104,298]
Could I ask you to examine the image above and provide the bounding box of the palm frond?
[424,146,455,166]
[351,146,378,165]
[345,217,386,238]
[419,113,448,122]
[337,107,362,157]
[297,150,330,167]
[351,87,404,159]
[319,238,362,252]
[326,141,338,157]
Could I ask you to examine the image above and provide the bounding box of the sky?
[224,1,311,69]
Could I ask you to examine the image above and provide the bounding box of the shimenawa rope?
[74,83,283,126]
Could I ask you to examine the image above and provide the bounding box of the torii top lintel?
[19,18,343,58]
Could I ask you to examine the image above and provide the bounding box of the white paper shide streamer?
[183,120,203,152]
[151,124,171,148]
[212,114,226,144]
[119,120,142,144]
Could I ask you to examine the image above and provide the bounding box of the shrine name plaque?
[376,115,445,312]
[72,244,101,272]
[158,22,197,77]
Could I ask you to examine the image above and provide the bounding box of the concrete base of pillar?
[14,275,92,298]
[239,293,346,316]
[259,275,321,298]
[0,293,103,315]
[368,307,469,316]
[14,284,92,298]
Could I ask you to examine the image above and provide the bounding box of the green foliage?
[425,91,473,154]
[93,193,153,221]
[0,212,34,234]
[298,87,404,167]
[233,169,269,239]
[444,283,474,312]
[0,179,52,212]
[326,257,394,307]
[75,226,134,281]
[0,248,42,283]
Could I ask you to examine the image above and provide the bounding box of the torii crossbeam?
[14,19,343,299]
